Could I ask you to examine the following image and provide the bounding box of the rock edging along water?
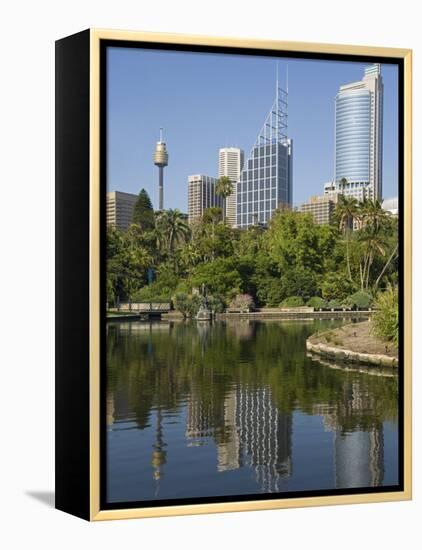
[306,328,398,368]
[217,309,372,320]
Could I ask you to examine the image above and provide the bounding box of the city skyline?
[107,47,399,212]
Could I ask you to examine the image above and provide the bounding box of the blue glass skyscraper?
[236,81,293,228]
[335,64,383,201]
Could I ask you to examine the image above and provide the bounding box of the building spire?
[159,127,164,142]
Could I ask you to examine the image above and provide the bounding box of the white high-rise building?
[218,147,244,227]
[335,64,384,201]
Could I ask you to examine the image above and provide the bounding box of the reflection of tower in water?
[186,385,292,493]
[334,426,384,488]
[151,408,167,496]
[331,381,385,488]
[234,387,292,493]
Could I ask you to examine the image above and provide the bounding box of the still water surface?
[106,319,399,503]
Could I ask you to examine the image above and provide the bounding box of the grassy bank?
[307,320,398,367]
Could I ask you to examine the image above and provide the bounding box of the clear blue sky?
[107,47,398,211]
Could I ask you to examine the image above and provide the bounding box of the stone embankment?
[306,321,398,368]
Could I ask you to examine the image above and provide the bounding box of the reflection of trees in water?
[106,320,398,488]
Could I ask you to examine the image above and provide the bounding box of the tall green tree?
[335,193,359,281]
[107,224,152,301]
[360,197,390,232]
[156,209,190,255]
[215,176,233,222]
[133,188,155,231]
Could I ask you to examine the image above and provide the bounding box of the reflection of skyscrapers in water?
[334,426,384,488]
[217,391,240,471]
[315,379,385,488]
[185,386,292,493]
[234,387,292,493]
[185,389,219,440]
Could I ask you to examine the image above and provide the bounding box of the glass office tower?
[236,82,293,228]
[335,64,384,201]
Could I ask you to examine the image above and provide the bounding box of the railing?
[116,302,171,312]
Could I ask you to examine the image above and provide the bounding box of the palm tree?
[358,230,387,290]
[358,198,395,290]
[215,176,233,223]
[335,193,359,280]
[156,209,190,254]
[360,198,390,233]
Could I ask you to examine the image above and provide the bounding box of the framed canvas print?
[55,29,412,521]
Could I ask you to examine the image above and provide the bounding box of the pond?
[105,319,399,504]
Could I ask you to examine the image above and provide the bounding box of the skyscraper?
[335,64,384,201]
[218,147,244,227]
[106,191,138,230]
[236,80,293,228]
[188,174,223,223]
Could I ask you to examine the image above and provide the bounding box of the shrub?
[345,291,372,309]
[280,296,304,308]
[132,282,172,303]
[321,272,356,302]
[207,294,225,314]
[328,299,343,309]
[187,294,202,318]
[255,276,284,307]
[230,294,255,312]
[373,286,398,345]
[174,293,191,318]
[173,293,203,318]
[307,296,327,310]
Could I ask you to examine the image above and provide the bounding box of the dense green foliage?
[281,296,305,308]
[307,296,327,309]
[373,286,399,345]
[133,188,155,231]
[345,290,373,309]
[107,190,399,318]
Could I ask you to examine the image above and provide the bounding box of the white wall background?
[0,1,419,548]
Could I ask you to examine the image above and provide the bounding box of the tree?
[155,209,190,255]
[335,193,359,281]
[215,176,233,222]
[106,224,152,301]
[360,198,390,232]
[357,230,387,290]
[321,272,355,302]
[267,209,324,274]
[190,257,243,300]
[133,188,155,231]
[373,285,399,344]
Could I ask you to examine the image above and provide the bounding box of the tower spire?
[153,127,169,211]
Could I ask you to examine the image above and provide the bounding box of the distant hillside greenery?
[107,190,399,330]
